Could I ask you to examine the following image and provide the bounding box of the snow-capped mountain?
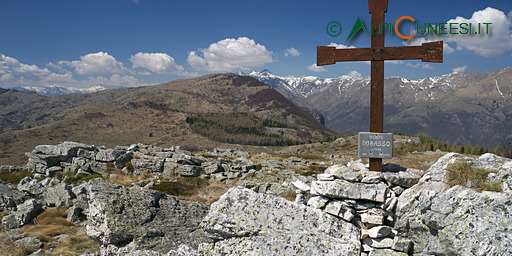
[11,85,108,97]
[245,68,512,149]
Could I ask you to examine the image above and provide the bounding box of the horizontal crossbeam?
[317,41,443,66]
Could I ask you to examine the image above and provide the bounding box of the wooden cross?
[317,0,443,172]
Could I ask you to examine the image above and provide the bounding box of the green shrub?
[0,169,32,184]
[150,177,209,197]
[63,174,103,185]
[446,161,502,192]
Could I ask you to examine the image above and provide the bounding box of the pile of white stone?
[293,161,425,255]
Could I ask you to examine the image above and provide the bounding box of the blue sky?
[0,0,511,89]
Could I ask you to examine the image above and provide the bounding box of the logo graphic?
[326,21,342,37]
[326,16,492,41]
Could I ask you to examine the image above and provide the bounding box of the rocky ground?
[0,141,511,256]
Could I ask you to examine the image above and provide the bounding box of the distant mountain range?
[10,85,109,97]
[0,74,335,165]
[5,67,512,150]
[246,68,512,149]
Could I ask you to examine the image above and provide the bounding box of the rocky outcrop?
[0,181,29,212]
[84,182,211,253]
[2,199,43,229]
[3,141,512,256]
[198,187,361,255]
[395,153,512,255]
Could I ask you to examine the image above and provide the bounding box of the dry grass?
[21,208,76,243]
[279,190,297,202]
[106,170,153,186]
[150,177,228,205]
[0,230,38,256]
[49,231,100,256]
[446,161,502,192]
[296,165,327,176]
[177,180,229,205]
[18,208,99,255]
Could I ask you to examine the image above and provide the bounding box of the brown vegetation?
[446,161,502,192]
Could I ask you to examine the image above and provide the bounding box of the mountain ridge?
[247,67,512,149]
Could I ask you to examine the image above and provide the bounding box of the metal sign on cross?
[317,0,443,172]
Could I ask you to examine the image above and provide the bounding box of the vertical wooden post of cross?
[368,0,387,172]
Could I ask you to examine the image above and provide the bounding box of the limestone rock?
[348,160,367,171]
[0,182,28,212]
[325,164,363,182]
[17,177,46,197]
[176,165,203,177]
[95,149,125,162]
[324,200,356,221]
[395,153,512,255]
[307,196,329,209]
[391,237,412,253]
[368,226,392,238]
[311,180,388,202]
[199,187,361,255]
[317,173,335,181]
[362,237,393,249]
[43,183,76,207]
[85,182,210,253]
[114,151,134,170]
[291,180,310,191]
[2,199,43,229]
[131,157,164,175]
[382,168,424,188]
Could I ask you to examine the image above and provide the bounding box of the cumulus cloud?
[130,52,195,76]
[284,48,301,57]
[0,54,50,76]
[187,37,273,72]
[404,7,512,57]
[347,70,362,78]
[307,63,327,72]
[452,65,468,73]
[444,7,512,57]
[0,53,142,89]
[402,37,455,54]
[57,52,129,75]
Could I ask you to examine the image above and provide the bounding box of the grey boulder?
[199,187,361,255]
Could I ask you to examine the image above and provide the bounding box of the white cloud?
[347,70,362,78]
[187,37,273,72]
[130,52,195,76]
[0,54,50,76]
[0,53,143,89]
[404,8,512,57]
[452,65,468,73]
[328,43,356,49]
[444,7,512,57]
[307,63,327,72]
[402,37,455,54]
[284,48,301,57]
[406,63,433,69]
[57,52,129,75]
